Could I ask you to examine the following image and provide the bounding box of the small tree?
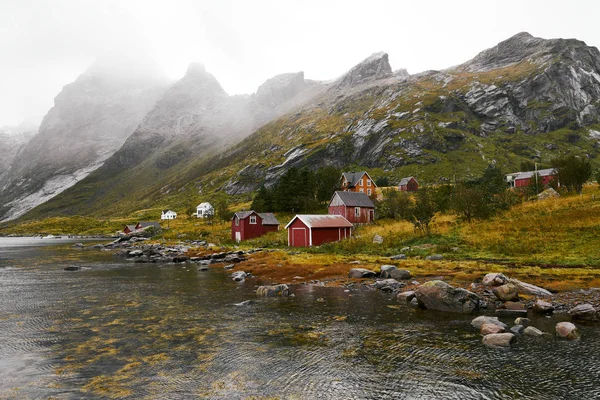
[375,176,390,187]
[552,155,592,194]
[213,197,231,222]
[596,169,600,188]
[377,188,411,219]
[315,166,341,202]
[407,188,436,235]
[251,185,274,212]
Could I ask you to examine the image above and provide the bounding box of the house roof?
[342,171,367,187]
[162,209,175,214]
[197,202,213,208]
[233,211,280,226]
[513,168,557,180]
[330,191,375,208]
[137,221,161,229]
[125,224,137,231]
[285,214,354,229]
[258,213,280,226]
[399,176,417,186]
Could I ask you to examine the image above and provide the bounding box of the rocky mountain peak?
[337,52,392,87]
[255,72,307,107]
[177,62,227,97]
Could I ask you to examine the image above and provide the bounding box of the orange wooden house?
[340,171,377,196]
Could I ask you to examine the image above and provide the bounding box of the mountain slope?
[16,32,600,220]
[0,61,168,221]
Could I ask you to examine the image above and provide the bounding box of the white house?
[196,202,214,218]
[161,210,177,220]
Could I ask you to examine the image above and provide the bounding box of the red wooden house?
[506,168,558,188]
[285,215,353,247]
[399,176,419,191]
[123,224,137,234]
[328,191,375,224]
[340,171,377,196]
[231,211,280,242]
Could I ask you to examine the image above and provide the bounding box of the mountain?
[0,60,169,221]
[10,32,600,221]
[0,117,39,173]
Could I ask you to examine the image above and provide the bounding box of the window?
[250,215,257,224]
[355,207,360,217]
[235,216,239,226]
[367,179,371,186]
[367,188,372,196]
[359,179,363,186]
[359,188,364,192]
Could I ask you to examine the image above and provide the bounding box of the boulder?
[256,284,290,297]
[415,280,480,314]
[481,323,505,335]
[397,291,416,303]
[425,254,443,261]
[508,279,552,297]
[348,268,377,279]
[373,234,384,244]
[128,250,144,257]
[568,303,598,321]
[198,266,209,271]
[379,265,411,280]
[231,271,247,282]
[64,266,80,271]
[72,242,84,248]
[390,254,406,260]
[523,326,544,337]
[471,316,507,330]
[510,325,524,334]
[172,256,189,263]
[482,333,516,348]
[372,279,404,291]
[555,322,580,340]
[223,264,235,270]
[532,299,555,314]
[493,283,519,302]
[482,273,509,287]
[514,317,530,327]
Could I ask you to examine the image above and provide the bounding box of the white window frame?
[355,207,360,217]
[235,216,239,226]
[250,215,257,224]
[367,188,372,196]
[367,179,372,186]
[359,188,364,193]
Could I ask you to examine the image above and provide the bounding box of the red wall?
[515,175,556,188]
[232,214,278,241]
[400,178,418,192]
[312,226,352,246]
[287,218,309,247]
[328,205,373,224]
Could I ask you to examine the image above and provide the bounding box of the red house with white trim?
[285,215,353,247]
[506,168,558,188]
[399,176,419,192]
[328,191,375,224]
[231,211,280,242]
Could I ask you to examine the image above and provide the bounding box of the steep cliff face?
[0,62,168,221]
[0,119,38,173]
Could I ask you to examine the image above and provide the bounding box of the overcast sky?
[1,0,599,127]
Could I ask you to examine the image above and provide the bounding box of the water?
[1,237,599,399]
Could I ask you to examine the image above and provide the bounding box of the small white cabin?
[196,202,214,218]
[161,210,177,220]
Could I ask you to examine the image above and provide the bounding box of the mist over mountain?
[4,32,600,222]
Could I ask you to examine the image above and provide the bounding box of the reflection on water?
[1,238,599,399]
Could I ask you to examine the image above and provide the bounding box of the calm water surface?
[0,237,599,399]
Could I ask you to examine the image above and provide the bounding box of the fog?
[1,0,599,126]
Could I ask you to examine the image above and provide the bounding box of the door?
[292,228,307,247]
[235,231,241,243]
[369,210,374,223]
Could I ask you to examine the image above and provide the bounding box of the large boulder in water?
[379,265,411,280]
[568,304,598,321]
[256,284,290,297]
[556,322,580,340]
[471,316,507,330]
[493,283,519,301]
[482,333,516,348]
[415,280,480,314]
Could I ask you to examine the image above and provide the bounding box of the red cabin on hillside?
[399,176,419,191]
[328,191,375,224]
[231,211,280,242]
[506,168,558,188]
[285,215,353,247]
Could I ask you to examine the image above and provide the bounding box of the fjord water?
[1,238,599,399]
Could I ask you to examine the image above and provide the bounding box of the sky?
[1,0,600,127]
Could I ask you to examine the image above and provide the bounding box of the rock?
[400,247,410,252]
[72,243,84,248]
[482,273,509,287]
[379,265,411,280]
[397,291,416,303]
[537,188,560,200]
[372,279,404,291]
[172,256,189,263]
[198,266,209,271]
[231,271,247,282]
[471,316,508,330]
[372,234,384,244]
[223,264,235,270]
[502,301,526,310]
[481,323,505,335]
[514,317,530,327]
[508,279,552,297]
[415,280,480,314]
[510,325,524,334]
[348,268,376,278]
[390,254,406,260]
[92,244,105,249]
[224,254,244,263]
[523,326,544,337]
[493,283,519,302]
[256,284,290,297]
[555,322,580,340]
[568,303,599,321]
[482,333,516,348]
[532,299,555,314]
[128,250,144,257]
[64,266,80,271]
[425,254,443,261]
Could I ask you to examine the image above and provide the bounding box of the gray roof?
[514,168,557,180]
[285,214,354,229]
[331,191,375,208]
[137,221,161,229]
[399,176,416,186]
[342,171,367,187]
[233,211,280,226]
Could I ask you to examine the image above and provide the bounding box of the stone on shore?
[372,278,404,291]
[390,254,406,260]
[556,322,580,340]
[510,325,524,334]
[397,291,416,303]
[523,326,544,337]
[373,234,384,244]
[231,271,247,282]
[568,304,599,321]
[532,299,554,314]
[493,283,519,302]
[415,280,480,314]
[514,317,530,327]
[509,278,552,297]
[348,268,376,278]
[482,333,516,348]
[379,265,411,280]
[256,284,290,297]
[481,323,505,335]
[482,273,509,287]
[425,254,443,261]
[471,316,507,330]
